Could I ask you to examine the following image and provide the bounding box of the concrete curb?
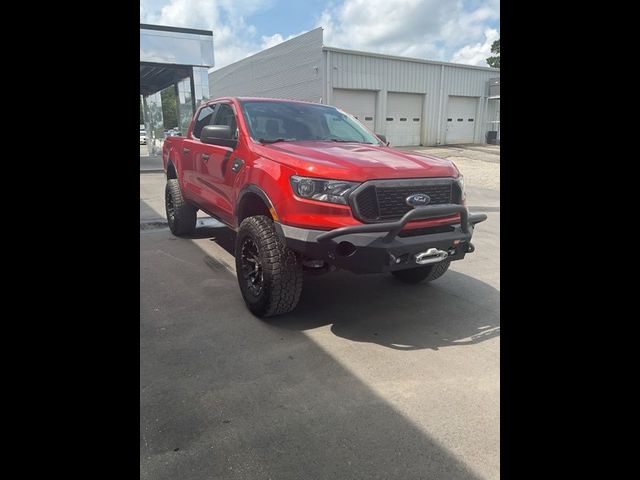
[140,220,168,230]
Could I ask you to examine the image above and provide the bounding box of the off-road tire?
[235,216,303,317]
[391,260,451,284]
[165,179,197,236]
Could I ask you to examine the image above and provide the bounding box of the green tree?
[486,38,500,69]
[161,87,179,129]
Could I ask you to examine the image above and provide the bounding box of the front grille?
[356,185,378,219]
[351,179,457,223]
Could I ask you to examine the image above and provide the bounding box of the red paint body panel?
[163,97,463,231]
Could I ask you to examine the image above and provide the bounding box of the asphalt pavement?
[140,146,500,479]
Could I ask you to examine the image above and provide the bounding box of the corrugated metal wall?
[208,28,323,102]
[325,48,499,145]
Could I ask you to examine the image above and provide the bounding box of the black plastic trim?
[140,24,213,36]
[232,158,245,173]
[318,204,483,243]
[236,184,277,219]
[274,210,487,274]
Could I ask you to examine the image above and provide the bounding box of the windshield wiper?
[258,138,295,144]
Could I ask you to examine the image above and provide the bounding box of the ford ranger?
[162,97,487,317]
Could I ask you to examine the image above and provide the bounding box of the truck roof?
[208,96,325,106]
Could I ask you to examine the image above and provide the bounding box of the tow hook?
[414,248,449,265]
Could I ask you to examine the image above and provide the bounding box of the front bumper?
[274,204,487,274]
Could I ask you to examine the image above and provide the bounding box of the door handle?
[202,154,209,162]
[183,148,191,154]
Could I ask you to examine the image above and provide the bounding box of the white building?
[209,28,500,147]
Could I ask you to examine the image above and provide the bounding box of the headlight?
[290,176,359,205]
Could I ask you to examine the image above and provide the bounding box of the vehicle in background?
[164,128,181,138]
[140,128,147,145]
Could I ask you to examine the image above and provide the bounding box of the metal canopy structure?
[140,62,192,96]
[140,23,214,154]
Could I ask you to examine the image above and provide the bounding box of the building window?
[447,118,452,122]
[400,118,407,121]
[457,118,464,122]
[386,117,394,121]
[365,116,373,121]
[413,118,420,122]
[468,118,474,122]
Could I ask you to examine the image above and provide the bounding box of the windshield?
[240,100,381,145]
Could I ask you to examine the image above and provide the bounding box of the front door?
[196,102,239,225]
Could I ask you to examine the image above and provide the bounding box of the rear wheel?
[391,260,450,284]
[165,179,197,236]
[235,216,303,317]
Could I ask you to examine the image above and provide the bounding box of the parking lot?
[140,145,500,479]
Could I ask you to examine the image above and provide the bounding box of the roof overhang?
[140,62,194,96]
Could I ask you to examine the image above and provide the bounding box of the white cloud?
[260,30,309,49]
[451,28,499,66]
[317,0,499,65]
[140,0,500,70]
[261,33,286,49]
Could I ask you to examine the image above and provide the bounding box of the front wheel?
[391,260,451,284]
[235,216,303,317]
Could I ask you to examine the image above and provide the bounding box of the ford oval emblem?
[406,193,431,207]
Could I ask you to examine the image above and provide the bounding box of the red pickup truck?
[163,97,486,317]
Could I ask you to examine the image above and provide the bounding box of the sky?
[140,0,500,71]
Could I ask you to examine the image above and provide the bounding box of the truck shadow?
[192,224,500,352]
[273,270,500,351]
[189,220,237,253]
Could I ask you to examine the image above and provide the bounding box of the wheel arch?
[166,159,178,179]
[236,185,278,225]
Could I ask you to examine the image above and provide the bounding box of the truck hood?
[254,141,459,181]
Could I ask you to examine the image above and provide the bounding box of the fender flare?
[236,184,278,219]
[166,159,178,179]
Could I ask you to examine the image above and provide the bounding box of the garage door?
[445,96,478,144]
[386,92,423,146]
[332,89,376,132]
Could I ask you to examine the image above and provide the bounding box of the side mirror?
[376,133,390,146]
[201,125,238,148]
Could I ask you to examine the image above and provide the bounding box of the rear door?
[181,104,217,205]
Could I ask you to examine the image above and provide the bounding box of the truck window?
[240,100,380,144]
[193,105,216,138]
[324,112,366,141]
[213,104,238,139]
